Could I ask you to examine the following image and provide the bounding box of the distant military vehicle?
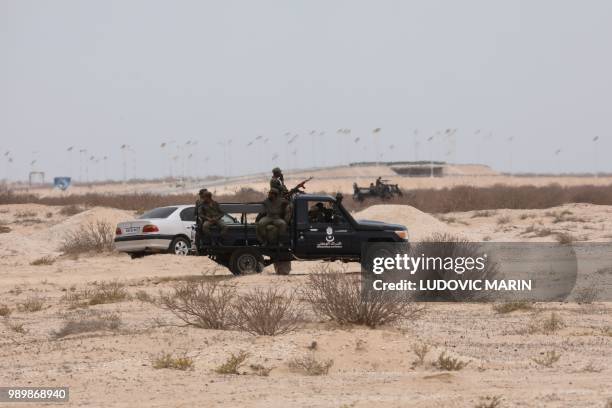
[352,177,403,202]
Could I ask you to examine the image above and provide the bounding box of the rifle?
[287,176,313,198]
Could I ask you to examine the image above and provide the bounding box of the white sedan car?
[114,205,236,258]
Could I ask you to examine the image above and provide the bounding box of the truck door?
[295,199,357,257]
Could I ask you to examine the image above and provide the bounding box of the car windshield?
[139,207,177,219]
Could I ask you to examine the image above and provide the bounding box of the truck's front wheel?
[229,248,264,276]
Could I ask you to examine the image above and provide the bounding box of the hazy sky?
[1,0,611,181]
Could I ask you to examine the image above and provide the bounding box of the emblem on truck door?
[317,226,343,248]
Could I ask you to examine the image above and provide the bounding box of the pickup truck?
[196,193,408,275]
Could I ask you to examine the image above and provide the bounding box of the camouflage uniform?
[198,197,228,240]
[256,188,289,245]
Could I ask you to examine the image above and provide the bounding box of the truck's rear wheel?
[229,248,264,276]
[273,261,291,275]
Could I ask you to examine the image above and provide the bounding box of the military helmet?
[203,191,212,198]
[272,167,282,175]
[198,188,208,196]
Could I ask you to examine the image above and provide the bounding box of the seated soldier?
[256,188,288,246]
[308,202,326,223]
[198,191,228,245]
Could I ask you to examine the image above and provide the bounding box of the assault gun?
[287,177,313,198]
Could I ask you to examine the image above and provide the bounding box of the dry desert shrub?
[410,233,500,301]
[249,363,273,376]
[526,312,564,334]
[574,285,600,304]
[63,281,129,307]
[214,350,249,375]
[52,310,121,338]
[492,300,534,314]
[17,296,44,312]
[60,221,115,254]
[555,232,575,244]
[532,350,561,368]
[475,396,503,408]
[231,288,301,335]
[0,225,10,233]
[288,352,333,376]
[152,353,194,370]
[59,205,84,216]
[302,267,423,328]
[0,304,11,317]
[412,342,430,365]
[434,351,470,371]
[159,281,236,329]
[6,321,26,334]
[30,256,55,266]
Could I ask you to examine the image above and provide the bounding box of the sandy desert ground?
[1,198,612,407]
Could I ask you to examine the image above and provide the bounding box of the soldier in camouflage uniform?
[194,189,208,251]
[198,191,227,244]
[256,188,289,246]
[270,167,289,196]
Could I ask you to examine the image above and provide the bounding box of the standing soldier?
[256,188,289,246]
[198,191,228,245]
[270,167,289,196]
[194,189,207,251]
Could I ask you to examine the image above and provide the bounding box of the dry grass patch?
[288,352,334,376]
[63,281,129,308]
[15,210,37,218]
[215,350,249,375]
[0,225,10,233]
[532,350,561,368]
[59,205,84,216]
[492,300,534,314]
[472,210,496,218]
[17,296,44,312]
[496,215,511,225]
[30,256,55,266]
[152,353,194,370]
[160,281,236,329]
[434,351,470,371]
[52,311,121,338]
[60,221,115,254]
[303,267,423,328]
[6,321,26,334]
[232,288,301,335]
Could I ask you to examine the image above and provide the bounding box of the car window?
[139,207,178,219]
[222,214,239,224]
[180,207,196,222]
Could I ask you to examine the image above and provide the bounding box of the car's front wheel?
[169,236,191,256]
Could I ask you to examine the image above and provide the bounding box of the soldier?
[308,202,326,223]
[194,188,208,251]
[256,188,288,246]
[198,191,227,244]
[270,167,289,196]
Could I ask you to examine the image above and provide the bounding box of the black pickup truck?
[196,193,408,275]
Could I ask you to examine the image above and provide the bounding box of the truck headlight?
[394,230,408,240]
